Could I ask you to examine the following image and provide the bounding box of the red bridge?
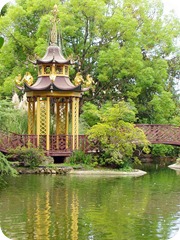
[137,124,180,146]
[0,124,180,156]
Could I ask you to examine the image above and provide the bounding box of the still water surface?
[0,166,180,240]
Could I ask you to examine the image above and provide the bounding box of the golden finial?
[50,4,59,45]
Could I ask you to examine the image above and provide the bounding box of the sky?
[162,0,180,18]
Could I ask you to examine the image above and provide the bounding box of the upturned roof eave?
[36,59,71,65]
[24,82,83,92]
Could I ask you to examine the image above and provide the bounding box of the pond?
[0,166,180,240]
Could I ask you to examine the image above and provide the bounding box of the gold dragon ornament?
[74,72,94,88]
[15,72,34,86]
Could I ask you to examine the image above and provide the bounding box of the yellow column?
[56,101,60,135]
[65,99,69,135]
[75,98,79,149]
[28,98,35,135]
[72,98,75,150]
[36,97,40,147]
[65,99,69,149]
[46,97,50,151]
[56,100,60,150]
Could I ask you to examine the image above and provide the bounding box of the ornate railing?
[0,124,180,156]
[0,130,92,156]
[136,124,180,146]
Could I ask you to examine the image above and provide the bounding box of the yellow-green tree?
[87,101,149,168]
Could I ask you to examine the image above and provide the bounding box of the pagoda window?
[44,65,51,74]
[65,66,69,75]
[56,66,63,74]
[39,66,42,75]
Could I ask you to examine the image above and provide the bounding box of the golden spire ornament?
[50,4,59,45]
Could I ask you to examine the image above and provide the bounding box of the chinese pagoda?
[17,5,89,156]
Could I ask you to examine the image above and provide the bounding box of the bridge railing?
[136,124,180,145]
[1,124,180,155]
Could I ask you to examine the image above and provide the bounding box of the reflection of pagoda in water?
[16,5,90,157]
[26,188,79,240]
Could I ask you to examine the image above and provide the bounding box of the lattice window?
[39,100,47,135]
[74,98,79,136]
[72,97,79,149]
[56,99,68,135]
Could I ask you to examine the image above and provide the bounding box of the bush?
[69,150,93,165]
[151,144,176,157]
[7,146,51,168]
[0,152,17,176]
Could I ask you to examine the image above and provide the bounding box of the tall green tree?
[0,0,179,124]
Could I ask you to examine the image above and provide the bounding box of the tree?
[0,98,28,134]
[87,101,149,168]
[0,36,4,48]
[0,0,179,124]
[0,152,17,177]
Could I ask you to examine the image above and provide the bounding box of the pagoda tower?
[19,5,88,155]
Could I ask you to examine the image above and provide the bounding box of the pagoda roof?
[23,76,83,92]
[36,45,70,65]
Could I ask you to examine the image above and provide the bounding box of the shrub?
[87,101,150,169]
[69,150,93,165]
[151,144,176,157]
[0,152,17,176]
[7,146,51,168]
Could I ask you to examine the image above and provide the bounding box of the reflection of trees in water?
[133,170,180,239]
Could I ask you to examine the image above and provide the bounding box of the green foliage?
[7,146,50,168]
[81,101,137,131]
[69,150,93,165]
[87,101,149,168]
[0,37,4,48]
[81,102,100,128]
[0,98,28,134]
[151,144,177,157]
[0,152,17,176]
[149,91,176,124]
[0,0,179,123]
